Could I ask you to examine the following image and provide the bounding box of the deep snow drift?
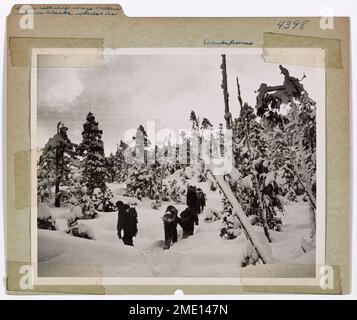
[38,169,315,278]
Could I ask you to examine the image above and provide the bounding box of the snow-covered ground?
[38,169,315,278]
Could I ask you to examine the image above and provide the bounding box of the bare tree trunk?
[54,181,60,207]
[221,55,232,129]
[236,76,243,108]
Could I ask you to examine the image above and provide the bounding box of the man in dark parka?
[116,200,125,239]
[187,185,199,226]
[179,207,195,238]
[122,206,138,246]
[162,205,179,250]
[197,188,206,214]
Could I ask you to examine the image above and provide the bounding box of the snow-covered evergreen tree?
[114,142,129,182]
[231,103,278,241]
[124,124,171,200]
[105,148,128,185]
[77,112,107,195]
[105,152,116,183]
[178,130,190,166]
[92,187,115,212]
[254,65,317,241]
[125,163,167,200]
[37,150,55,204]
[64,177,97,218]
[132,124,151,164]
[37,122,76,207]
[190,110,199,130]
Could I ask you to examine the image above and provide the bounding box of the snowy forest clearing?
[38,181,314,278]
[36,54,319,279]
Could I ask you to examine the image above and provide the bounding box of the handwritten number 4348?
[277,20,309,30]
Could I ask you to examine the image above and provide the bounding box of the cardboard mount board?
[6,4,350,294]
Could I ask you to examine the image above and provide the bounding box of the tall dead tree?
[236,76,243,109]
[221,55,232,129]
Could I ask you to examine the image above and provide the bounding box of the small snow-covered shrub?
[92,188,114,212]
[125,164,166,200]
[209,180,217,191]
[134,189,143,201]
[37,205,58,230]
[240,241,262,267]
[65,205,83,229]
[71,223,95,240]
[248,214,258,225]
[197,174,206,183]
[65,206,95,240]
[151,199,162,210]
[181,166,195,180]
[37,177,54,204]
[81,193,97,219]
[168,179,184,204]
[220,211,242,240]
[161,187,170,202]
[203,207,221,222]
[63,183,96,218]
[103,201,116,212]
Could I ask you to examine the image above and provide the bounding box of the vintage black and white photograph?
[33,48,324,282]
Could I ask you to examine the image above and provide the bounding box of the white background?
[0,0,356,300]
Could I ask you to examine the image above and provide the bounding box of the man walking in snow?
[187,185,199,226]
[122,206,138,246]
[179,207,195,238]
[116,200,126,239]
[197,188,206,214]
[162,205,179,250]
[130,207,138,237]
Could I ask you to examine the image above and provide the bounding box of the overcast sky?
[37,50,324,155]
